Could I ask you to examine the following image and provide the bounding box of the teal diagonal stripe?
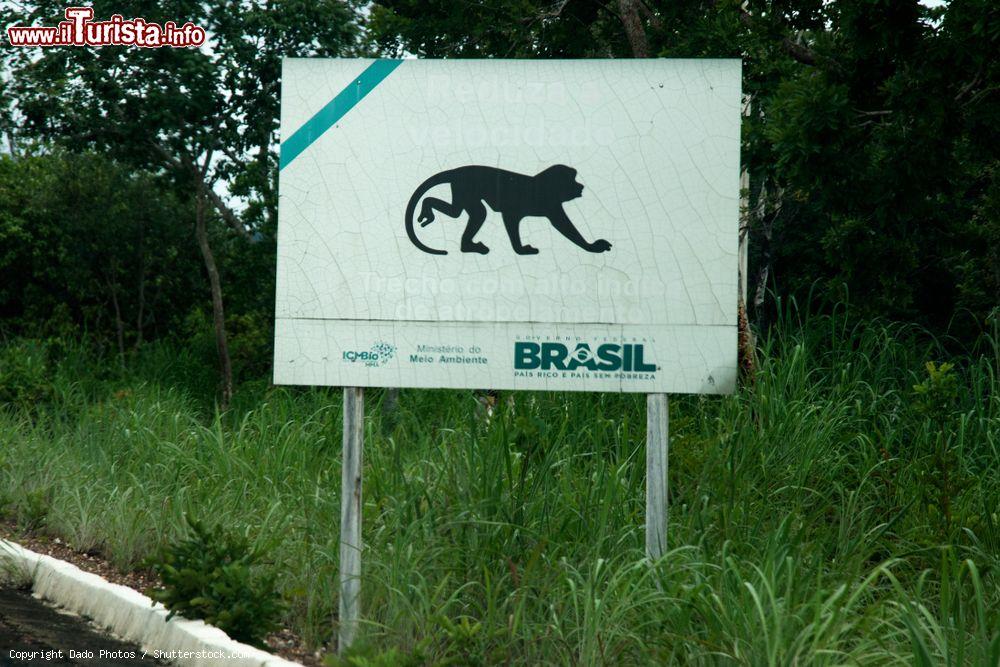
[279,59,403,171]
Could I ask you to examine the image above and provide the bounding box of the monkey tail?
[405,172,450,256]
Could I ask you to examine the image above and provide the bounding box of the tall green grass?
[0,307,997,664]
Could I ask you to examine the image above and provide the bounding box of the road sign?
[274,58,742,652]
[275,58,741,394]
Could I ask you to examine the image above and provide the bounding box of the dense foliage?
[0,153,200,343]
[1,0,359,403]
[370,0,999,333]
[0,1,994,347]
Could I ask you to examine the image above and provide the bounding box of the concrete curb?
[0,539,303,667]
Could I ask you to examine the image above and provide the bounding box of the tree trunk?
[6,130,18,158]
[194,189,233,410]
[134,216,146,350]
[618,0,649,58]
[752,180,775,326]
[738,97,755,379]
[107,277,126,369]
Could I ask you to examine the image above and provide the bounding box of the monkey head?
[537,164,585,202]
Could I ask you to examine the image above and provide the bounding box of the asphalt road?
[0,588,158,666]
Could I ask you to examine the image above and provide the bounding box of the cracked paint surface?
[274,58,741,394]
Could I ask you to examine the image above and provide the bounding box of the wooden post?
[645,393,668,560]
[339,387,364,653]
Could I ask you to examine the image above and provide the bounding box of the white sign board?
[275,58,741,393]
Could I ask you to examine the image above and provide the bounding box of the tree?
[368,0,1000,335]
[0,152,202,351]
[3,0,359,405]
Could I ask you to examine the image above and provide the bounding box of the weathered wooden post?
[645,393,668,560]
[339,386,364,652]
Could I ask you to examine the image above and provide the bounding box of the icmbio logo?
[343,341,396,367]
[514,342,656,372]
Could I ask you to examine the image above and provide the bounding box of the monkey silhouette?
[404,165,612,256]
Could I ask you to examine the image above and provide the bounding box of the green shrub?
[911,361,974,541]
[146,517,284,646]
[0,340,54,407]
[912,361,961,422]
[20,487,51,531]
[226,311,273,383]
